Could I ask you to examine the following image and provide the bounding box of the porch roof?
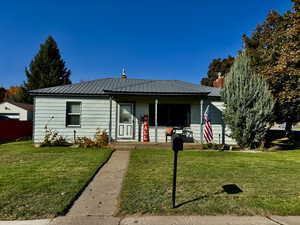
[30,78,220,97]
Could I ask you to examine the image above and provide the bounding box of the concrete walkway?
[50,150,130,225]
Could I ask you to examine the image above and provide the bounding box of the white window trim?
[66,102,81,127]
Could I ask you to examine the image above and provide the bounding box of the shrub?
[221,53,275,149]
[202,143,229,150]
[95,128,109,147]
[42,127,68,146]
[76,137,96,148]
[76,128,109,148]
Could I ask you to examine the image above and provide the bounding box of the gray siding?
[191,101,236,145]
[34,96,236,145]
[34,96,116,143]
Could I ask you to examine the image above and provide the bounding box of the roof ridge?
[104,79,156,91]
[169,80,207,92]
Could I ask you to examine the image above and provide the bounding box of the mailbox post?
[171,133,183,208]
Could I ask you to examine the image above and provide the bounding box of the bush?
[202,143,229,150]
[76,128,109,148]
[94,128,109,147]
[221,53,274,149]
[42,128,68,146]
[76,137,96,148]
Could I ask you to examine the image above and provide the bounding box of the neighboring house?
[0,101,33,121]
[30,75,235,144]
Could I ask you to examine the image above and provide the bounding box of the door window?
[119,104,132,123]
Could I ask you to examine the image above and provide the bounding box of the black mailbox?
[172,134,183,151]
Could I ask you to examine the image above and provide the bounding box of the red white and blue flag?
[204,105,213,143]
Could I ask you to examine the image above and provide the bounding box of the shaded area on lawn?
[174,184,243,208]
[0,141,113,220]
[120,149,300,216]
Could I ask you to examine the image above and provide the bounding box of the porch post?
[115,102,118,141]
[155,98,158,143]
[200,99,203,143]
[109,96,112,143]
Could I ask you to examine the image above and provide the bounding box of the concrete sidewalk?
[1,215,300,225]
[120,216,300,225]
[0,220,50,225]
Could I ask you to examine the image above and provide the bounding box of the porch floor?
[111,142,203,151]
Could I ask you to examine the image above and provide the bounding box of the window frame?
[149,104,191,127]
[66,101,82,128]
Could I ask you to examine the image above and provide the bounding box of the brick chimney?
[213,73,224,88]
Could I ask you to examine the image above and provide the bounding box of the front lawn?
[0,141,113,220]
[120,149,300,216]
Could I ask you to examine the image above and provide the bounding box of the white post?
[109,96,112,143]
[155,98,158,143]
[200,99,203,143]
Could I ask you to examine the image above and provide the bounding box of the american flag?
[203,105,213,143]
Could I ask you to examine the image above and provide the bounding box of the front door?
[118,103,134,139]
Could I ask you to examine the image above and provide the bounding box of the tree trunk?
[285,121,293,137]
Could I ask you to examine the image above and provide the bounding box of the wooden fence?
[0,120,32,141]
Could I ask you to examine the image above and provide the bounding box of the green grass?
[120,149,300,216]
[0,141,113,220]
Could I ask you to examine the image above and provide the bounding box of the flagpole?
[203,104,213,143]
[200,99,203,143]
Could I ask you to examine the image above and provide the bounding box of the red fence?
[0,120,33,141]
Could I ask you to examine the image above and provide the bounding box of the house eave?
[29,92,110,98]
[29,91,221,99]
[103,90,212,96]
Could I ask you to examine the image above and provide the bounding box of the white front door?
[118,103,134,139]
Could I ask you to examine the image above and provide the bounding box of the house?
[0,101,33,121]
[30,75,235,144]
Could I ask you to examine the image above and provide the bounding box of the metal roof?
[30,78,220,97]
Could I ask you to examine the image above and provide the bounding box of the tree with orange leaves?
[243,0,300,135]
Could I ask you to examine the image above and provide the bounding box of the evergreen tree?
[243,0,300,134]
[24,36,71,103]
[221,53,274,149]
[201,56,234,86]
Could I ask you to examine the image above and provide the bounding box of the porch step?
[135,143,172,150]
[113,144,136,151]
[112,142,204,151]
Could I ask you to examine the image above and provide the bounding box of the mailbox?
[172,134,183,151]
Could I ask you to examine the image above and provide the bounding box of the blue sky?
[0,0,292,87]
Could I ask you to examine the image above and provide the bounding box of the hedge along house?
[30,74,235,144]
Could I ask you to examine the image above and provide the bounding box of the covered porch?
[108,95,224,143]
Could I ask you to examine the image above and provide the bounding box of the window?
[149,104,190,127]
[66,102,81,127]
[119,104,133,124]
